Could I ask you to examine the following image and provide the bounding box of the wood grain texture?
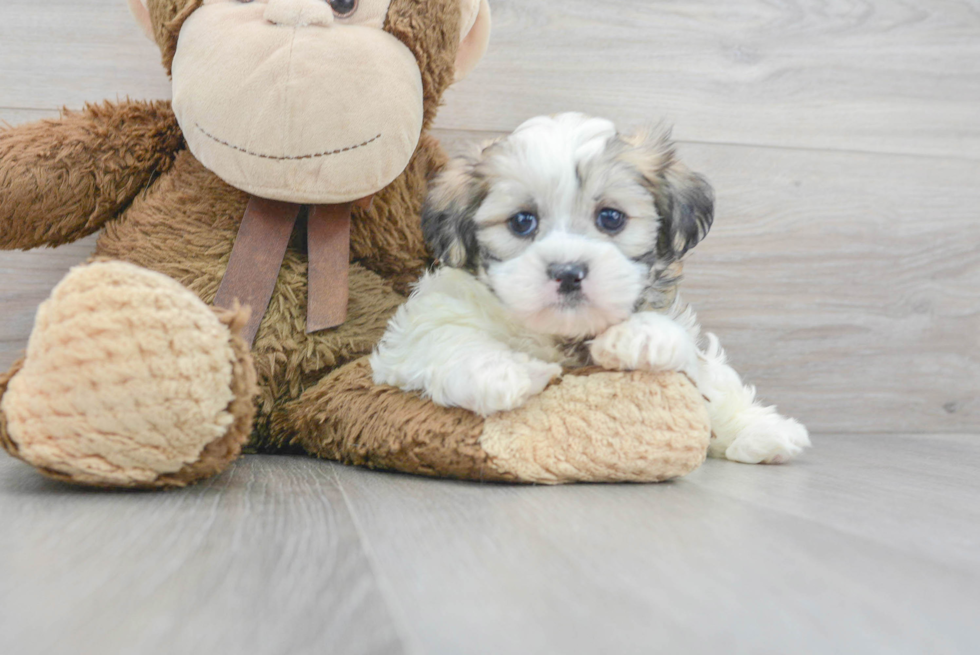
[0,1,171,109]
[0,455,408,655]
[1,0,977,159]
[2,437,978,655]
[2,1,978,433]
[332,434,980,655]
[0,108,60,125]
[678,142,980,434]
[441,0,980,159]
[687,433,980,570]
[0,236,96,370]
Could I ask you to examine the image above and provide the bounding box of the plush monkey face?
[129,0,491,204]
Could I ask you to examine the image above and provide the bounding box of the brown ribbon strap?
[215,196,373,346]
[214,197,301,346]
[306,203,353,334]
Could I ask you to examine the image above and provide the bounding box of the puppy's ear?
[657,163,714,260]
[618,127,714,261]
[422,157,486,269]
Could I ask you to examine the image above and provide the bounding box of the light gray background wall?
[2,0,977,435]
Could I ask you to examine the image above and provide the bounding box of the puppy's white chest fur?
[369,267,703,416]
[370,268,576,416]
[373,268,571,371]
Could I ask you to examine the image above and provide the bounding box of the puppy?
[370,113,810,464]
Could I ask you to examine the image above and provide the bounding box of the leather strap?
[214,196,374,347]
[306,203,353,334]
[306,196,374,333]
[214,197,301,346]
[214,195,374,346]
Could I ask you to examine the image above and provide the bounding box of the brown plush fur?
[0,359,24,459]
[148,0,203,74]
[0,0,468,482]
[92,143,434,451]
[283,358,515,481]
[385,0,462,131]
[0,277,258,489]
[0,101,183,250]
[0,1,711,487]
[283,361,710,485]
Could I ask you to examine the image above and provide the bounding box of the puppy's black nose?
[548,263,589,294]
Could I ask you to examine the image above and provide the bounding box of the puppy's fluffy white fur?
[371,113,810,464]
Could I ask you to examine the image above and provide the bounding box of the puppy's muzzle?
[548,263,589,294]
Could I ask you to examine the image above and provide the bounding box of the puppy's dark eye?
[596,208,627,234]
[328,0,358,17]
[508,212,539,237]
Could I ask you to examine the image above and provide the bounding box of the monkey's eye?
[328,0,358,17]
[596,208,627,234]
[508,212,539,238]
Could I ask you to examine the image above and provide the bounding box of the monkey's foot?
[0,261,257,488]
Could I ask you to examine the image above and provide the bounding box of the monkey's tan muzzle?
[172,2,424,204]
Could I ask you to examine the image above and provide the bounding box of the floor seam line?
[329,465,426,655]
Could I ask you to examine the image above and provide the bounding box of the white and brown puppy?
[370,113,810,464]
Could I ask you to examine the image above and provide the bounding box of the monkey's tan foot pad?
[298,359,711,484]
[0,261,257,488]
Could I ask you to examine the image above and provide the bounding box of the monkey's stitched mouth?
[194,123,382,161]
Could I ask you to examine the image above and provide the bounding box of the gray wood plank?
[1,1,978,159]
[686,433,980,570]
[332,436,980,655]
[440,0,980,159]
[0,236,96,371]
[0,0,171,110]
[2,0,978,433]
[0,455,407,655]
[2,437,979,655]
[0,108,60,125]
[677,141,980,434]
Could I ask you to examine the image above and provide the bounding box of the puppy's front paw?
[590,313,698,380]
[721,413,811,464]
[444,354,562,416]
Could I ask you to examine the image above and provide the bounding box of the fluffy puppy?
[371,113,810,464]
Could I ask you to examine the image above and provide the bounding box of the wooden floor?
[1,1,978,653]
[2,435,979,655]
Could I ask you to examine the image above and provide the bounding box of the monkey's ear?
[127,0,155,40]
[657,164,715,260]
[455,0,492,82]
[422,158,485,269]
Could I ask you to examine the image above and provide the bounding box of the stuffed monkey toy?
[0,0,710,488]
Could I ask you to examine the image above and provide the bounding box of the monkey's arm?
[0,100,183,250]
